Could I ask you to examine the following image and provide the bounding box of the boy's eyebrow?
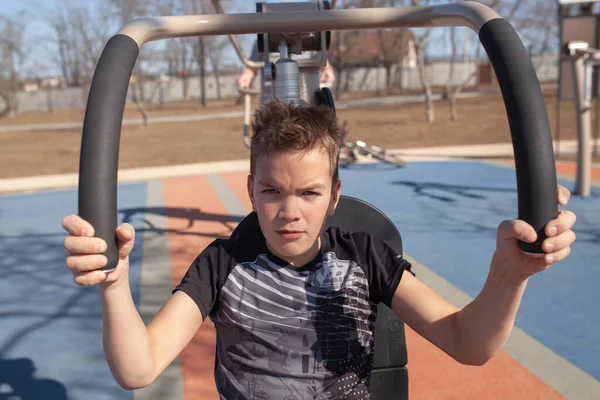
[300,183,326,191]
[256,180,326,190]
[257,180,277,187]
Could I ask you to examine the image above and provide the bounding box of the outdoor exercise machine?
[78,1,558,398]
[563,39,598,197]
[212,0,407,168]
[557,0,600,198]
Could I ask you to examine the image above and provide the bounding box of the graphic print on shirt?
[213,251,377,399]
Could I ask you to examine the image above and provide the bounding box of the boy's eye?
[262,189,278,194]
[303,191,320,197]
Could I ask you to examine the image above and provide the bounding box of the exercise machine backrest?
[231,195,408,400]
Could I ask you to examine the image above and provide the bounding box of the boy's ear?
[327,179,341,217]
[247,175,256,212]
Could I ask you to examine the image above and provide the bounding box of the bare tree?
[443,27,482,121]
[414,27,435,122]
[204,36,230,100]
[110,0,151,123]
[444,0,532,121]
[0,16,25,116]
[39,0,115,91]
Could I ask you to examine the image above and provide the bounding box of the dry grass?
[0,90,590,179]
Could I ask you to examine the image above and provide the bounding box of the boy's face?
[247,148,341,267]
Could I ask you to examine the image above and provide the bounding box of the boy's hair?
[250,100,342,185]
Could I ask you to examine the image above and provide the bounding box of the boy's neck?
[266,236,322,268]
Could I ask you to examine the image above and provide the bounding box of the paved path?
[0,156,598,399]
[1,140,597,194]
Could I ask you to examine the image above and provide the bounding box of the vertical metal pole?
[555,90,561,157]
[594,74,599,157]
[199,37,206,107]
[572,57,592,197]
[243,93,252,147]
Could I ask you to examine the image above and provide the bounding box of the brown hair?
[250,100,342,184]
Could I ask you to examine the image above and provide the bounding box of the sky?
[1,0,537,80]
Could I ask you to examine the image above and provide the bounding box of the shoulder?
[194,232,267,267]
[324,226,384,249]
[323,226,405,266]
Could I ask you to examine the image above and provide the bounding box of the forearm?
[100,269,155,389]
[454,256,528,365]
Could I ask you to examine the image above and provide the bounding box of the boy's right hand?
[62,214,135,289]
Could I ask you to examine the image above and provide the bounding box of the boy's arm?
[63,216,205,389]
[391,269,525,365]
[101,280,203,389]
[391,185,576,365]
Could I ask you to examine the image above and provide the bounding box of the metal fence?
[9,56,558,114]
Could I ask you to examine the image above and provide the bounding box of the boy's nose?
[278,198,300,222]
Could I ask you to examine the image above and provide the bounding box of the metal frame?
[80,0,559,276]
[118,4,500,46]
[559,0,600,5]
[564,41,599,197]
[556,0,600,196]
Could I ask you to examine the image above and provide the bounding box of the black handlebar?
[479,19,558,253]
[78,35,139,271]
[79,19,557,271]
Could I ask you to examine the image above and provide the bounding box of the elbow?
[110,368,156,391]
[453,349,498,366]
[115,375,154,391]
[459,355,493,367]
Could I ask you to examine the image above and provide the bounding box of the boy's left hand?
[492,185,576,283]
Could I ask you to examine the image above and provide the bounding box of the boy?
[62,100,576,399]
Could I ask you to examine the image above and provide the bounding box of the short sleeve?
[172,239,230,321]
[360,234,413,308]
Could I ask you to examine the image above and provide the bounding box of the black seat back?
[231,195,409,399]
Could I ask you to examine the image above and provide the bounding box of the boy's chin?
[272,242,312,261]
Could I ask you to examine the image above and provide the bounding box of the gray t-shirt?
[174,226,411,399]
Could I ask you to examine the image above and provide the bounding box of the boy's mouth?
[277,230,304,240]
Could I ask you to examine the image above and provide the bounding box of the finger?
[66,254,108,272]
[62,214,95,237]
[557,185,571,206]
[116,224,136,258]
[63,236,107,254]
[73,270,108,287]
[116,223,135,241]
[544,245,571,265]
[545,210,577,237]
[497,219,537,244]
[542,230,576,253]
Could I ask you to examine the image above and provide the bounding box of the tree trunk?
[385,64,392,93]
[448,92,457,121]
[182,76,189,100]
[0,92,10,117]
[416,43,434,123]
[425,86,434,123]
[215,67,222,99]
[46,86,54,114]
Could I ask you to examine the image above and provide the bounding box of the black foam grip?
[370,367,408,400]
[479,19,558,254]
[78,34,139,271]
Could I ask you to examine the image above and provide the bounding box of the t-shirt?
[174,226,412,399]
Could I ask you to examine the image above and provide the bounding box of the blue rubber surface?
[0,184,147,400]
[340,161,600,380]
[0,160,598,399]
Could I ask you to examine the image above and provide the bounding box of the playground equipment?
[557,0,600,198]
[337,120,407,168]
[563,39,598,197]
[78,1,558,398]
[215,0,406,167]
